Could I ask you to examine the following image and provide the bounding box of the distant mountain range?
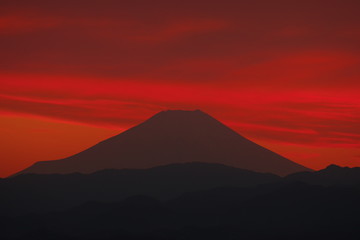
[0,162,358,217]
[1,162,279,216]
[285,164,360,186]
[1,163,360,240]
[15,110,310,176]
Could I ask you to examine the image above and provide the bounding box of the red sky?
[1,0,360,177]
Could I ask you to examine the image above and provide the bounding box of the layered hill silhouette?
[285,164,360,186]
[16,110,310,176]
[0,162,279,216]
[3,163,357,217]
[2,165,360,240]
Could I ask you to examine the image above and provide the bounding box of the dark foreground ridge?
[0,162,280,216]
[15,110,310,176]
[1,164,360,240]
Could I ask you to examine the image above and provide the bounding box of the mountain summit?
[16,110,310,176]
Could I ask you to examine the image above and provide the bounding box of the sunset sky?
[1,0,360,177]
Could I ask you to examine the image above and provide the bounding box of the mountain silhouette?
[0,162,279,216]
[286,164,360,186]
[4,180,360,240]
[15,110,310,176]
[3,164,360,239]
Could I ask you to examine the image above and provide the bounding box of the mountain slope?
[15,110,310,176]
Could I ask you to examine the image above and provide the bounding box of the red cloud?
[1,0,360,176]
[1,74,359,150]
